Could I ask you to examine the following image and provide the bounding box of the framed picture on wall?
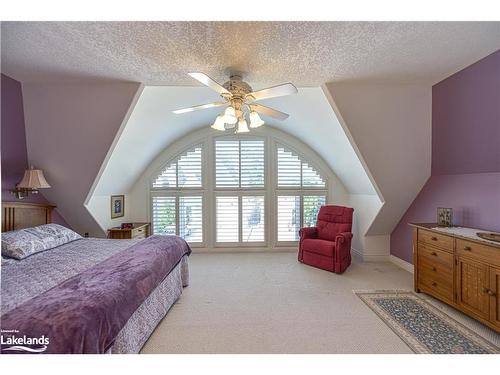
[111,195,125,219]
[437,207,452,227]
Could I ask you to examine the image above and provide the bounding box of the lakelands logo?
[1,329,49,353]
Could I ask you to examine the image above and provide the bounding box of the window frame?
[150,143,204,191]
[212,135,268,191]
[150,190,207,247]
[212,191,268,247]
[148,127,334,251]
[274,141,328,191]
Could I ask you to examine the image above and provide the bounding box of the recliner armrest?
[299,227,318,240]
[335,232,353,244]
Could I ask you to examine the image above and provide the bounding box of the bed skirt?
[107,255,189,354]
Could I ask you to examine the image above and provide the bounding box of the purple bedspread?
[0,235,191,354]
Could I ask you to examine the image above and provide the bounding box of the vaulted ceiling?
[2,21,499,86]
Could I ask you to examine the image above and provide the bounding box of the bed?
[0,202,190,354]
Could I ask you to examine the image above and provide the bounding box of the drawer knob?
[463,246,472,251]
[432,266,437,272]
[432,282,437,287]
[487,290,497,297]
[431,236,438,241]
[482,287,488,294]
[431,251,437,256]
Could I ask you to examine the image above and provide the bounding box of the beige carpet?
[141,252,499,354]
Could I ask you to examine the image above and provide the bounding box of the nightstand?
[108,223,150,240]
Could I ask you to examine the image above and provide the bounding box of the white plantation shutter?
[277,147,301,187]
[152,196,176,235]
[302,162,325,187]
[242,196,265,242]
[150,133,330,248]
[178,147,202,187]
[303,195,326,227]
[153,163,176,188]
[179,196,203,242]
[215,139,265,188]
[240,140,265,188]
[153,145,202,188]
[277,195,301,241]
[277,146,325,188]
[215,140,240,187]
[216,196,239,242]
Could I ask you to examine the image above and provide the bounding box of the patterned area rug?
[355,290,500,354]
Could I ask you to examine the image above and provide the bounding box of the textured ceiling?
[1,22,499,86]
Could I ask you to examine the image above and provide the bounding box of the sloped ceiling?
[2,22,499,85]
[91,86,376,199]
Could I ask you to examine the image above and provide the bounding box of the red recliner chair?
[298,205,354,274]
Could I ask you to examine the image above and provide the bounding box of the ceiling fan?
[173,73,298,133]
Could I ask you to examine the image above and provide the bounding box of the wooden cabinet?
[411,223,500,333]
[489,267,500,329]
[108,223,150,240]
[456,257,490,320]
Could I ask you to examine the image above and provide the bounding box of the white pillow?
[1,224,82,260]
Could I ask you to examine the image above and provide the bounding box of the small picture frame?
[437,207,453,227]
[111,195,125,219]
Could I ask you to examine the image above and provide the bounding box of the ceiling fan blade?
[173,101,227,114]
[249,104,289,120]
[247,83,298,101]
[188,72,231,96]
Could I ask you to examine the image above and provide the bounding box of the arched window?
[275,144,327,242]
[151,145,204,243]
[150,129,333,249]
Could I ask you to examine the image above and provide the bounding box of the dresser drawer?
[456,239,500,267]
[419,269,453,302]
[418,255,453,282]
[418,243,454,268]
[418,229,453,252]
[132,226,147,238]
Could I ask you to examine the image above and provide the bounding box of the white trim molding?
[389,255,414,274]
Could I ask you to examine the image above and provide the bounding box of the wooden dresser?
[411,223,500,333]
[108,223,150,240]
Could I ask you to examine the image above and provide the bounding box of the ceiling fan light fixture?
[173,72,296,133]
[236,118,250,133]
[211,115,226,131]
[249,111,265,128]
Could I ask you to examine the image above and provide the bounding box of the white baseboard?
[351,248,390,262]
[389,255,414,274]
[351,247,363,259]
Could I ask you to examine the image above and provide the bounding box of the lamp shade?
[211,115,226,131]
[236,118,250,133]
[17,167,51,189]
[249,111,265,128]
[223,106,237,125]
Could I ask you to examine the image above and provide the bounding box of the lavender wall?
[391,50,500,263]
[1,74,68,226]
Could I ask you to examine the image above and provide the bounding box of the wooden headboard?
[2,202,55,232]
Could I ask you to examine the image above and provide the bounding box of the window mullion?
[238,194,243,242]
[238,140,242,188]
[175,195,180,236]
[300,194,304,230]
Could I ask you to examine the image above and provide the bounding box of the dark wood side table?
[108,223,150,240]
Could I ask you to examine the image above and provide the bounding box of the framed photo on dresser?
[437,207,452,227]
